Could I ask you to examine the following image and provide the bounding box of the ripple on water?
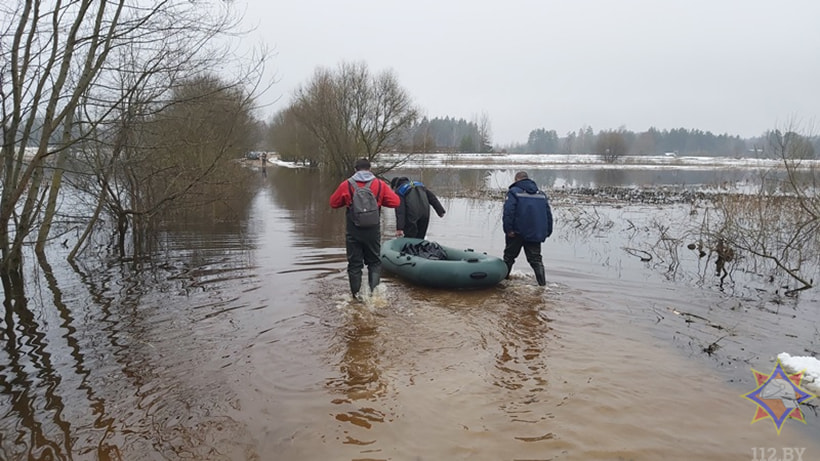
[239,267,820,460]
[6,183,819,460]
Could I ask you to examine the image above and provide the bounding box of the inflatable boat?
[380,237,507,289]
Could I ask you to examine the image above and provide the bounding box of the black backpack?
[404,183,430,221]
[348,178,381,227]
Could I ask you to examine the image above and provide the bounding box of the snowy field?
[377,152,820,170]
[269,152,820,174]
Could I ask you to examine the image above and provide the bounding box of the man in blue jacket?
[502,171,553,286]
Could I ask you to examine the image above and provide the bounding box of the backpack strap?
[347,178,355,207]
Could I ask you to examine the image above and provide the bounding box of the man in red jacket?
[330,158,400,299]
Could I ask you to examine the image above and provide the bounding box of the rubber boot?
[349,272,362,297]
[368,265,382,292]
[533,264,546,286]
[504,261,513,280]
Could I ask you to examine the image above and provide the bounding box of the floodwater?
[1,163,819,461]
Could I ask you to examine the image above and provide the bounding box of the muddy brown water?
[1,164,819,460]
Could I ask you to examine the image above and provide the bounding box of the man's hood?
[510,178,539,193]
[391,176,410,190]
[351,170,376,182]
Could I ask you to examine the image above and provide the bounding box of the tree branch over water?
[699,123,819,295]
[1,1,267,302]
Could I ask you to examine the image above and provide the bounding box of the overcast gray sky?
[238,0,820,145]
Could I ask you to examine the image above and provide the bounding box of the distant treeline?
[500,126,820,158]
[398,121,819,159]
[401,116,492,153]
[259,59,817,167]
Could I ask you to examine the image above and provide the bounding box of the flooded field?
[1,163,818,460]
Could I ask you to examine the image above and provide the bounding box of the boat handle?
[466,258,479,263]
[470,272,488,279]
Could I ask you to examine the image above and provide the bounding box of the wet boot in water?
[533,264,546,286]
[349,271,362,297]
[368,265,381,292]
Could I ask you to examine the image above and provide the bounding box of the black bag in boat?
[400,241,448,260]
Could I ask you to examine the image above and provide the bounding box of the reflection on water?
[1,164,818,460]
[291,282,562,460]
[398,164,819,202]
[327,303,389,431]
[396,165,774,196]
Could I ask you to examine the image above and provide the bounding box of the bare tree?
[80,74,259,258]
[596,130,628,163]
[268,107,323,166]
[474,112,493,153]
[289,61,419,177]
[701,123,819,294]
[0,1,265,299]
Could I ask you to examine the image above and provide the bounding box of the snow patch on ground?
[778,352,820,394]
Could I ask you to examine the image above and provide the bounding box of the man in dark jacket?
[502,171,553,286]
[330,158,400,298]
[390,177,446,239]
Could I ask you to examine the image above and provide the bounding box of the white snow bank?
[268,158,304,168]
[777,352,820,394]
